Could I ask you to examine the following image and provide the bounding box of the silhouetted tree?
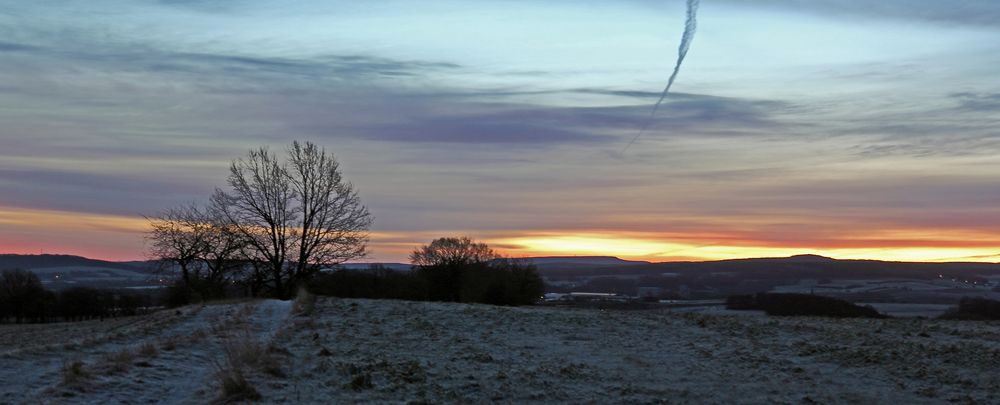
[197,202,247,299]
[147,203,246,300]
[410,236,498,267]
[146,203,211,288]
[215,141,372,298]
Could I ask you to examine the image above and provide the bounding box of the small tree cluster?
[310,237,544,306]
[0,269,145,323]
[412,237,543,306]
[147,141,372,300]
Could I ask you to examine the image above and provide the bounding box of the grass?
[213,366,261,404]
[103,348,138,374]
[60,360,90,386]
[292,287,316,316]
[138,342,158,357]
[97,341,162,375]
[211,328,287,403]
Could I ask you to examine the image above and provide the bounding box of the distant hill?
[5,253,1000,300]
[524,256,650,266]
[532,254,1000,303]
[338,262,411,271]
[0,254,160,290]
[0,254,153,272]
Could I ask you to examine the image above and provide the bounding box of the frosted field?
[2,297,1000,403]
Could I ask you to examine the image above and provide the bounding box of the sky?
[1,0,999,263]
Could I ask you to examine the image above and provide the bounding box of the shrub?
[726,292,886,318]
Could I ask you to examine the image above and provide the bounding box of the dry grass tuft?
[211,330,287,403]
[222,334,267,370]
[160,336,180,352]
[60,360,90,386]
[138,342,158,357]
[103,348,137,374]
[292,287,316,316]
[213,366,261,404]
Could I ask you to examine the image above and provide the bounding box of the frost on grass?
[6,297,1000,404]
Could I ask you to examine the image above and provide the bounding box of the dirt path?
[0,300,291,405]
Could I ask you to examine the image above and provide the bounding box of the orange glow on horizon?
[2,205,999,264]
[0,206,149,261]
[492,232,1000,263]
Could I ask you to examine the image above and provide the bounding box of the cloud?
[717,0,1000,27]
[291,91,794,145]
[0,42,39,52]
[952,92,1000,112]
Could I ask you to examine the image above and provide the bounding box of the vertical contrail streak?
[622,0,700,153]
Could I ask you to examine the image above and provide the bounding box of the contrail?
[622,0,700,153]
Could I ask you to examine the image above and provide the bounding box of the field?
[2,297,1000,403]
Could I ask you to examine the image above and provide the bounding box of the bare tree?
[287,141,371,280]
[214,147,295,296]
[410,236,498,267]
[146,203,210,287]
[216,141,372,298]
[199,201,248,296]
[147,201,248,299]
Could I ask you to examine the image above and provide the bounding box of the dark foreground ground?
[2,297,999,404]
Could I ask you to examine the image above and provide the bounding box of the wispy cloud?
[718,0,1000,27]
[952,92,1000,112]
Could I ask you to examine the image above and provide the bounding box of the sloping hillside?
[0,254,160,290]
[4,298,1000,403]
[0,255,149,272]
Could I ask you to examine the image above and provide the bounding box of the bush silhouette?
[940,297,1000,320]
[726,292,885,318]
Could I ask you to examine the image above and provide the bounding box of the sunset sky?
[2,0,999,263]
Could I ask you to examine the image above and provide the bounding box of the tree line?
[0,269,147,324]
